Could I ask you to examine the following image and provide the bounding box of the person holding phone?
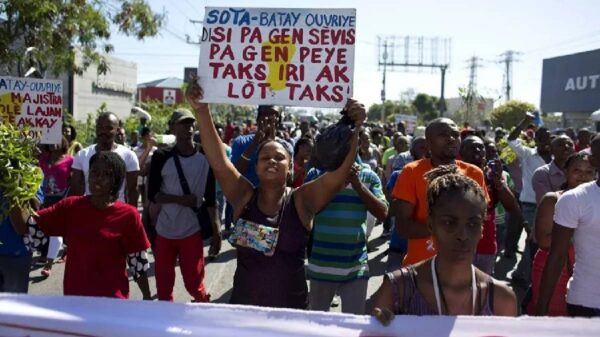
[459,136,523,275]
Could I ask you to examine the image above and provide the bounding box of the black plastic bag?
[311,115,354,171]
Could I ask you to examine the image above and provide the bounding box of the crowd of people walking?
[1,78,599,320]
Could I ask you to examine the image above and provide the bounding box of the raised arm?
[507,113,533,141]
[186,77,253,210]
[295,128,359,227]
[294,99,366,228]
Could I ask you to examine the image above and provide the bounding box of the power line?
[183,0,204,18]
[524,29,600,54]
[163,26,189,44]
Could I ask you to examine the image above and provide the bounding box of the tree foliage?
[412,93,439,122]
[0,123,43,217]
[0,0,164,76]
[367,100,416,123]
[490,100,536,129]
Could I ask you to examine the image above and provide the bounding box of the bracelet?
[241,153,251,161]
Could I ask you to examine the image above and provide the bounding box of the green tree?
[368,100,416,123]
[490,100,536,129]
[0,0,164,76]
[412,93,439,122]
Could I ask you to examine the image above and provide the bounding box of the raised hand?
[185,75,205,111]
[344,98,367,127]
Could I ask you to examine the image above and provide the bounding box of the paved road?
[28,224,525,313]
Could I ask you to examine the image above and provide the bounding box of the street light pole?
[381,41,388,123]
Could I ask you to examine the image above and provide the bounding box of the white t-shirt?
[72,144,140,201]
[134,145,157,186]
[508,139,547,204]
[554,181,600,309]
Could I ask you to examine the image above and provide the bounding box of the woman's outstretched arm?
[186,77,253,211]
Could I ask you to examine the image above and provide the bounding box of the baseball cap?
[169,108,196,125]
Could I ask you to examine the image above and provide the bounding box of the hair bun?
[424,165,459,183]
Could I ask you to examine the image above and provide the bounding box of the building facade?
[137,77,184,105]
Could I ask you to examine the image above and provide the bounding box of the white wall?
[72,53,137,121]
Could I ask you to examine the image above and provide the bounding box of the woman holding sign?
[186,77,365,309]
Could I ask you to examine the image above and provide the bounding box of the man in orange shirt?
[392,118,488,266]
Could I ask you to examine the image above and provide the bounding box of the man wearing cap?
[147,109,220,302]
[231,105,281,186]
[70,112,140,206]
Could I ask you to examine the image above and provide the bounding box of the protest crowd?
[1,7,600,331]
[2,76,599,320]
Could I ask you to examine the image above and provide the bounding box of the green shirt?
[382,147,397,166]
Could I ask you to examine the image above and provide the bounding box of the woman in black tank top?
[187,79,366,308]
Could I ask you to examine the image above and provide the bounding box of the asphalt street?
[27,223,525,313]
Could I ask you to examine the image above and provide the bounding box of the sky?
[110,0,600,111]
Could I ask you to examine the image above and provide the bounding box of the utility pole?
[381,40,388,123]
[439,65,447,117]
[499,50,521,102]
[186,19,204,45]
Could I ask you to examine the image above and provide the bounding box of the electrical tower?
[377,36,452,120]
[466,56,482,95]
[498,50,521,101]
[464,56,483,123]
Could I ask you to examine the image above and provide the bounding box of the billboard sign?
[540,49,600,113]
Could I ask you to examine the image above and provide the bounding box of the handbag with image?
[228,219,279,256]
[228,190,289,256]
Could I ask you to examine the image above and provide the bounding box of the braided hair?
[425,165,487,215]
[89,151,126,200]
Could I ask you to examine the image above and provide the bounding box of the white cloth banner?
[0,294,599,337]
[0,76,63,144]
[198,7,356,108]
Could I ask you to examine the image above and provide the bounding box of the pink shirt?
[39,154,74,196]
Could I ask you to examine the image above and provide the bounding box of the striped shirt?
[305,166,387,282]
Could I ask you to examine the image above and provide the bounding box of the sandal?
[41,266,52,277]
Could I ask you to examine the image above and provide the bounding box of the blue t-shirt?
[230,134,258,186]
[0,188,44,257]
[386,170,407,253]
